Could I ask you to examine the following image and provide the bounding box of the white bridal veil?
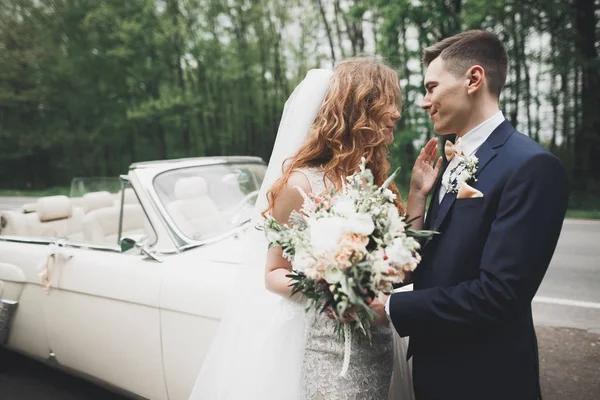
[189,68,414,400]
[189,69,335,400]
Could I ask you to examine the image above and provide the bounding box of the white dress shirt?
[385,111,505,321]
[438,111,505,203]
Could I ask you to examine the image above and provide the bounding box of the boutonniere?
[446,154,479,194]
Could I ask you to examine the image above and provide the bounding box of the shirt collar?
[458,111,505,156]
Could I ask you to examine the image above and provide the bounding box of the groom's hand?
[369,297,390,326]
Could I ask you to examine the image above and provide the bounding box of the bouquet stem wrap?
[340,324,352,377]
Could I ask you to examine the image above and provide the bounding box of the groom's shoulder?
[503,128,558,162]
[506,129,545,154]
[501,129,566,176]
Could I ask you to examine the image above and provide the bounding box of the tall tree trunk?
[522,42,533,140]
[169,0,191,155]
[509,11,521,129]
[440,0,462,37]
[549,36,558,153]
[230,2,253,154]
[399,18,410,132]
[573,0,600,190]
[333,0,346,58]
[315,0,336,62]
[156,119,168,159]
[339,0,364,56]
[561,70,571,162]
[253,9,271,157]
[128,125,136,165]
[370,8,378,52]
[533,35,542,144]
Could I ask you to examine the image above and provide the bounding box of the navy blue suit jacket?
[389,120,568,400]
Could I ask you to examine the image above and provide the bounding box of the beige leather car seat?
[27,196,83,238]
[166,176,228,240]
[82,204,151,245]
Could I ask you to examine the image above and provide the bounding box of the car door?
[158,236,242,400]
[0,239,53,360]
[44,245,168,400]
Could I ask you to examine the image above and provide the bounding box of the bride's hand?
[326,305,357,323]
[410,137,443,198]
[369,296,390,326]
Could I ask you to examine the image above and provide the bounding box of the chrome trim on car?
[48,350,58,363]
[177,221,250,252]
[130,156,263,171]
[0,235,57,245]
[0,299,18,344]
[0,235,123,253]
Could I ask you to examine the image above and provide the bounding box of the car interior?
[0,188,156,246]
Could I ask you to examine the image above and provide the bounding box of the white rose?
[343,212,375,236]
[309,216,345,253]
[386,238,414,267]
[323,265,344,284]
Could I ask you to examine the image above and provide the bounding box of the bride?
[189,58,441,399]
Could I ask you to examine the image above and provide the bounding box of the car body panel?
[0,156,266,400]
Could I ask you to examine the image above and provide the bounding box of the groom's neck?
[456,101,500,138]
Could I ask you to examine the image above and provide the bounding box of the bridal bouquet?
[260,159,436,350]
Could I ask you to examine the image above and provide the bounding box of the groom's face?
[421,57,469,136]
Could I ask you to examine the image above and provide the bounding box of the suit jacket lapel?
[431,190,457,231]
[424,158,448,230]
[429,119,515,232]
[472,141,496,179]
[472,119,515,179]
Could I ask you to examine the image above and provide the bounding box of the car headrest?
[174,177,208,200]
[21,202,37,214]
[83,191,114,212]
[36,195,73,222]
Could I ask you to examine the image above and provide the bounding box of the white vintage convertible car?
[0,156,266,399]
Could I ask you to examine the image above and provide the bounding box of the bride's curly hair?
[264,57,405,216]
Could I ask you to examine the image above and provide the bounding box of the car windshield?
[70,177,123,198]
[153,162,266,241]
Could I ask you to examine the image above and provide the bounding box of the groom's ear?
[466,65,485,95]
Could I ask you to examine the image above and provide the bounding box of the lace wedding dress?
[296,167,394,400]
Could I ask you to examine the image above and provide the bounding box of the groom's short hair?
[422,30,508,98]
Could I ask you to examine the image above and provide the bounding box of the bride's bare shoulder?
[286,170,312,194]
[270,171,311,222]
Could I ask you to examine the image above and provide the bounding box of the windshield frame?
[147,159,266,251]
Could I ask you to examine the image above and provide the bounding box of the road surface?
[0,197,33,212]
[534,219,600,334]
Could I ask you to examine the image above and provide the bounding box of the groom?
[384,30,568,399]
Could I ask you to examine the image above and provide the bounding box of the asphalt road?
[533,219,600,334]
[0,196,33,212]
[1,197,599,399]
